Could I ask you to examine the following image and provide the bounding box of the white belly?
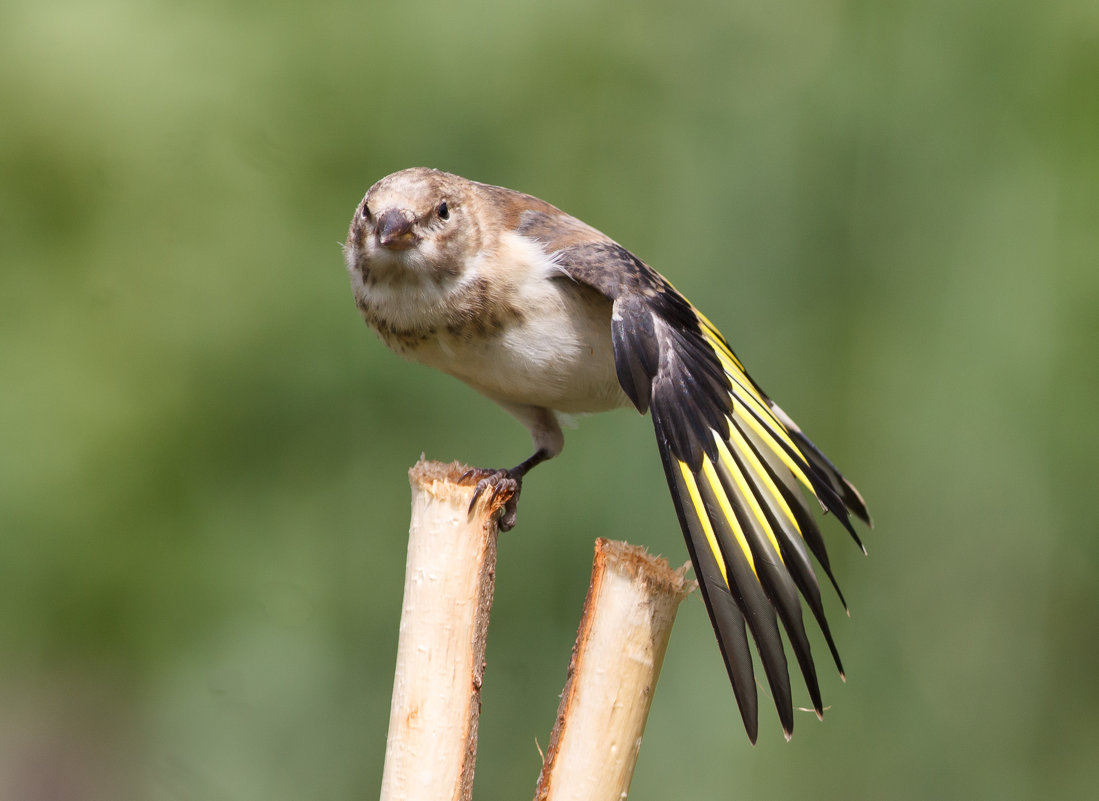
[415,275,629,414]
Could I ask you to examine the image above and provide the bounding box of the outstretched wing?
[546,233,870,743]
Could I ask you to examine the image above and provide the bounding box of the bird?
[344,167,871,743]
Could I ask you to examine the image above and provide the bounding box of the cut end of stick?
[409,457,515,526]
[409,457,474,497]
[594,539,696,602]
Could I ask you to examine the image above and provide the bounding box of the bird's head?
[345,167,483,287]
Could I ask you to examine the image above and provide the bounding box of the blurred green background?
[2,0,1097,798]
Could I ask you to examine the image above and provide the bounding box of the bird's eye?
[361,203,371,221]
[437,201,449,220]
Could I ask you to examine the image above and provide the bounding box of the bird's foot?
[460,467,523,531]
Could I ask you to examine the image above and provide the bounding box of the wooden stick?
[534,539,694,801]
[379,458,509,801]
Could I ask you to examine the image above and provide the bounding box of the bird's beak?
[377,208,418,250]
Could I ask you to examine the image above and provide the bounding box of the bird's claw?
[460,467,522,531]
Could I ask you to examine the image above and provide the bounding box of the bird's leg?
[461,449,551,531]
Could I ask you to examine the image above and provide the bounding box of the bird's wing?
[544,233,869,743]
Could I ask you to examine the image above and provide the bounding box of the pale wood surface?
[534,539,694,801]
[379,459,504,801]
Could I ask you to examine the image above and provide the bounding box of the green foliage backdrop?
[2,1,1097,798]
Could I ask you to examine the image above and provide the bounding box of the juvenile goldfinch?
[344,167,871,743]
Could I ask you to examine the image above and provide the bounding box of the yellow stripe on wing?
[734,405,815,493]
[700,456,758,578]
[722,424,803,536]
[679,459,744,583]
[694,310,747,372]
[714,433,785,560]
[696,324,802,450]
[723,367,796,448]
[699,327,769,412]
[692,318,822,510]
